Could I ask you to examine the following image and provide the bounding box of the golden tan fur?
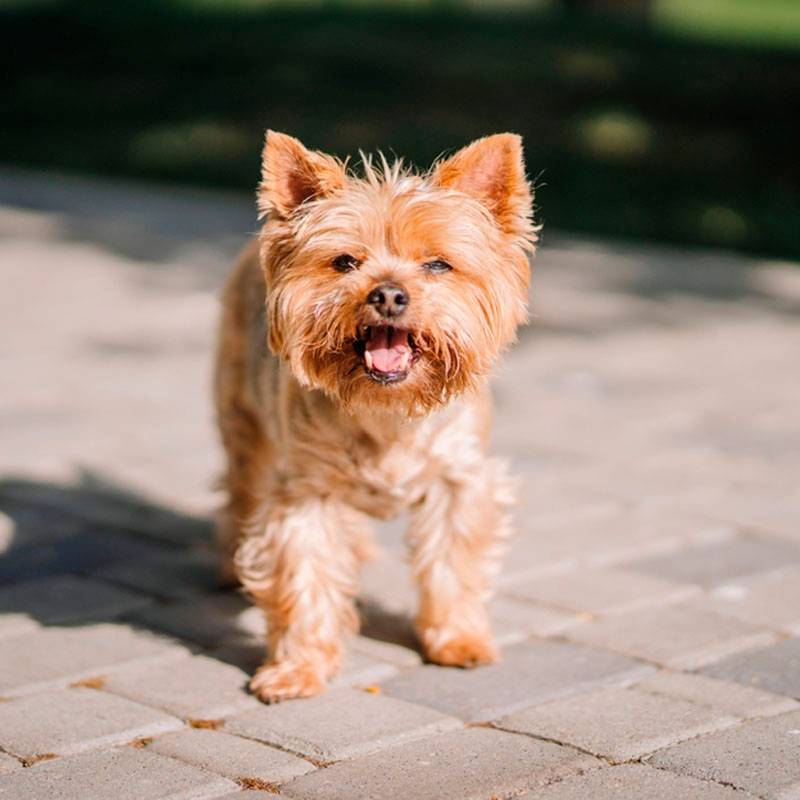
[215,131,537,702]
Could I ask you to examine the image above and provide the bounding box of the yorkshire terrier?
[214,130,537,702]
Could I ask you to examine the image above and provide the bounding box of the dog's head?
[258,130,537,415]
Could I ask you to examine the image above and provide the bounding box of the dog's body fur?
[215,132,536,702]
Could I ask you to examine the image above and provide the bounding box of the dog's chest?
[342,440,436,518]
[288,393,483,519]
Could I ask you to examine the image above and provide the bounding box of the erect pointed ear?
[258,130,347,219]
[431,133,533,238]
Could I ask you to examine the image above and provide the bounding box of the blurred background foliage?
[2,0,799,258]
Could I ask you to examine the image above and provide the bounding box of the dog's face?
[258,131,537,415]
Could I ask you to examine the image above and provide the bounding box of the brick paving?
[149,729,314,785]
[497,685,740,762]
[0,688,182,760]
[648,709,800,798]
[1,169,799,798]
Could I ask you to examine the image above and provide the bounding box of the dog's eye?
[422,259,453,274]
[332,254,361,272]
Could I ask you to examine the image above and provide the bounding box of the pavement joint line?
[644,757,764,799]
[0,745,24,768]
[225,716,468,768]
[562,619,783,672]
[632,675,799,723]
[486,721,618,767]
[235,776,281,792]
[533,631,666,672]
[501,587,699,619]
[491,711,749,771]
[216,726,337,768]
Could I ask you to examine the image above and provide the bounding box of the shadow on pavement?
[0,471,424,668]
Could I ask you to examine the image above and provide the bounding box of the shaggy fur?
[215,130,537,702]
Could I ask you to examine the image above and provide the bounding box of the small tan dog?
[215,130,537,702]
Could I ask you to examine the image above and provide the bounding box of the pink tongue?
[366,327,410,372]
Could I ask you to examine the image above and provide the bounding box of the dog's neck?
[341,404,428,445]
[297,380,444,450]
[286,368,482,460]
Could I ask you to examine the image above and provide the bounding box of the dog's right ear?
[259,131,347,219]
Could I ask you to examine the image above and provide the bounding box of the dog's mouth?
[353,325,421,384]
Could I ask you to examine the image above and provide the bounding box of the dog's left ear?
[259,130,347,219]
[431,133,532,239]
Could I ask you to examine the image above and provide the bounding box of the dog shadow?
[0,471,424,678]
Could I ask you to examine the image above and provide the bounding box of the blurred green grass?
[1,0,799,259]
[653,0,800,49]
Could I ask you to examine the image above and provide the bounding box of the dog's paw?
[423,631,499,668]
[249,661,326,703]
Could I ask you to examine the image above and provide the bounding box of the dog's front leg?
[235,494,366,702]
[407,462,513,668]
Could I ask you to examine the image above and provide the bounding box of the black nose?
[367,283,409,318]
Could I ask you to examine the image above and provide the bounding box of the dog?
[214,130,537,702]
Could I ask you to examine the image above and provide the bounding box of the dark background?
[2,0,799,259]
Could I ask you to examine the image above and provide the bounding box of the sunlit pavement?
[1,169,799,799]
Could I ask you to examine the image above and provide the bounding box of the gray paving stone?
[0,688,182,758]
[0,574,151,634]
[649,709,800,799]
[703,638,800,698]
[0,498,88,555]
[637,671,799,718]
[333,635,423,688]
[518,763,757,799]
[500,505,731,584]
[641,485,800,543]
[356,554,420,652]
[131,593,263,647]
[332,636,422,687]
[0,623,189,697]
[506,567,698,616]
[0,472,214,547]
[0,610,39,639]
[348,634,422,668]
[713,492,800,543]
[212,794,290,799]
[149,728,314,783]
[490,595,584,644]
[358,550,415,617]
[628,535,800,588]
[95,549,219,599]
[225,688,460,761]
[498,686,738,762]
[332,649,400,688]
[0,529,168,586]
[500,505,639,580]
[357,603,418,653]
[102,653,258,720]
[206,640,265,675]
[0,753,20,775]
[282,727,598,800]
[0,746,236,800]
[380,639,652,722]
[567,603,776,669]
[704,566,800,634]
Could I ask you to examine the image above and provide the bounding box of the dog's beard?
[290,322,479,417]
